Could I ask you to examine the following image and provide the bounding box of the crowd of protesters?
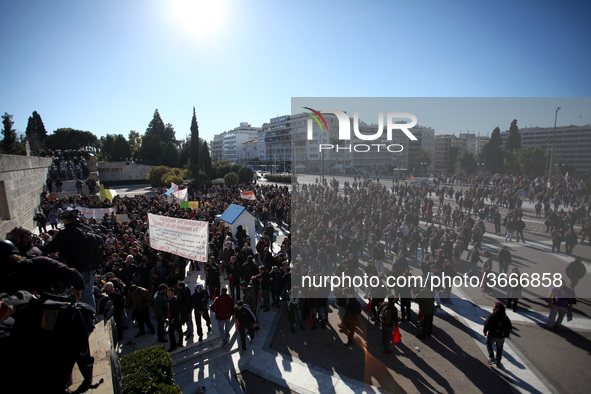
[4,170,588,360]
[287,172,588,346]
[14,182,292,352]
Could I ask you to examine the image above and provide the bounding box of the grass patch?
[99,184,113,201]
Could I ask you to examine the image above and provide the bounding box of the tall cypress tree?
[25,111,47,151]
[1,112,17,154]
[484,127,504,173]
[190,107,200,178]
[504,119,521,151]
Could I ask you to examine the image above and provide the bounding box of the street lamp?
[548,106,561,178]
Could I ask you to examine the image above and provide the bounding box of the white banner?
[76,207,115,219]
[148,213,208,262]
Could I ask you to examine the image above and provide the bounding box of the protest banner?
[148,213,208,262]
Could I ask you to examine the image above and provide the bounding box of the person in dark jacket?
[234,300,257,354]
[483,302,512,367]
[177,282,193,338]
[342,288,361,346]
[191,284,212,341]
[153,283,169,343]
[126,284,156,337]
[43,209,103,309]
[103,281,126,341]
[204,263,221,300]
[269,266,283,308]
[416,285,436,339]
[240,280,258,316]
[377,298,398,354]
[167,287,184,351]
[226,255,242,300]
[0,239,84,298]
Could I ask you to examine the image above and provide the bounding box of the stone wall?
[98,161,152,183]
[0,154,53,235]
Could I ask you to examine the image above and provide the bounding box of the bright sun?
[171,0,226,41]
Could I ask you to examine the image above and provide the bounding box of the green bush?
[264,174,292,183]
[121,345,181,394]
[224,171,239,186]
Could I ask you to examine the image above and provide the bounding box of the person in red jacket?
[210,287,234,347]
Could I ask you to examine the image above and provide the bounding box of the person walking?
[416,284,436,340]
[547,283,575,330]
[497,246,511,275]
[377,298,398,354]
[342,288,361,346]
[126,284,156,338]
[210,287,234,347]
[234,300,257,355]
[483,302,512,368]
[191,284,212,342]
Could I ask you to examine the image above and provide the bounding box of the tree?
[100,135,115,160]
[111,134,132,161]
[238,166,254,183]
[138,133,164,165]
[128,130,141,158]
[147,165,171,187]
[45,128,99,150]
[503,149,520,174]
[517,146,546,177]
[504,119,521,152]
[201,140,213,177]
[484,127,504,173]
[1,112,17,154]
[213,159,231,179]
[25,111,47,151]
[145,109,166,143]
[163,141,180,167]
[224,171,239,186]
[190,107,200,178]
[163,123,176,144]
[455,149,477,175]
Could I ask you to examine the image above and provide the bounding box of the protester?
[483,302,512,367]
[210,287,234,347]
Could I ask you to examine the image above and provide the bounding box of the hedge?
[120,345,181,393]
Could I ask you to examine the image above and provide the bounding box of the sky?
[1,0,590,143]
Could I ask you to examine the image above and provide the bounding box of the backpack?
[5,292,100,392]
[72,224,105,272]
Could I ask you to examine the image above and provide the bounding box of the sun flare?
[171,0,226,41]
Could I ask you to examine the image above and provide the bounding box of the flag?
[392,325,402,346]
[173,187,188,201]
[240,189,256,201]
[180,201,190,209]
[365,299,372,312]
[411,175,414,181]
[165,182,179,196]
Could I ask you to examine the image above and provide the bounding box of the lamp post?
[548,106,561,178]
